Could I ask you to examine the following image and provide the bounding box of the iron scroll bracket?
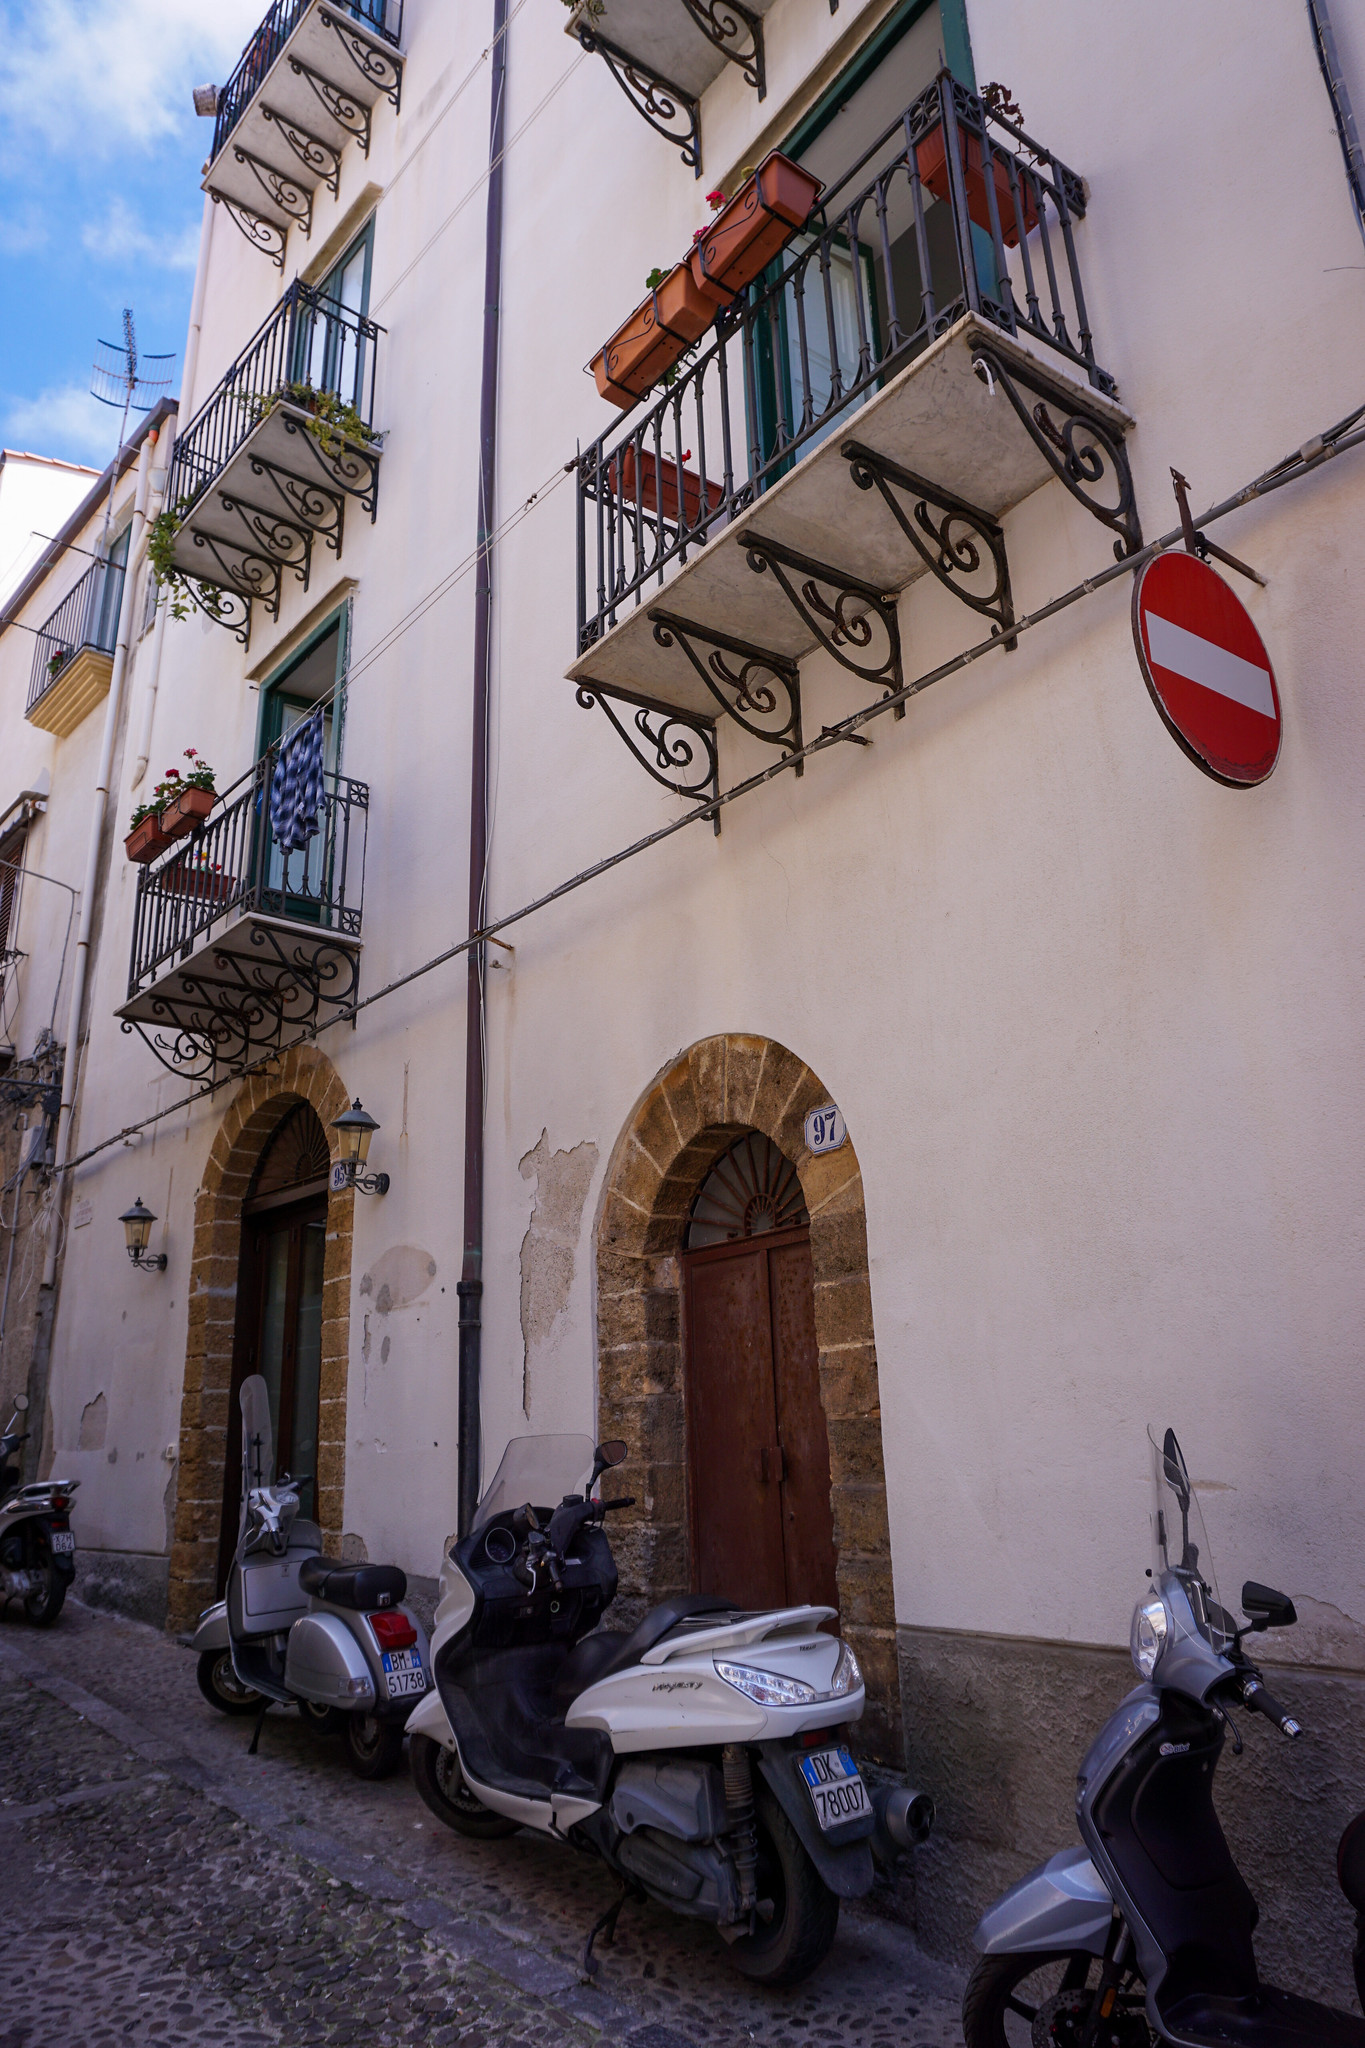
[576,678,721,832]
[210,192,286,271]
[246,455,347,556]
[183,580,252,647]
[317,7,403,114]
[841,439,1017,649]
[741,531,905,713]
[574,25,702,176]
[231,145,314,238]
[648,610,802,771]
[287,54,374,155]
[258,103,343,195]
[121,926,361,1086]
[971,347,1142,562]
[215,491,313,592]
[277,412,381,521]
[184,529,284,621]
[679,0,766,97]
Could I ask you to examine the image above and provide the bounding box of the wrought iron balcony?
[207,0,403,264]
[118,747,367,1085]
[566,0,780,175]
[26,557,126,738]
[570,73,1141,811]
[162,279,382,645]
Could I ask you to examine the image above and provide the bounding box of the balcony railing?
[213,0,403,161]
[576,72,1115,651]
[27,558,125,717]
[168,280,380,517]
[127,749,367,1004]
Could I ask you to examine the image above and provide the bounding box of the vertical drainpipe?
[1307,0,1365,246]
[458,0,508,1537]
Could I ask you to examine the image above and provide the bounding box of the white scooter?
[407,1432,933,1986]
[190,1374,432,1777]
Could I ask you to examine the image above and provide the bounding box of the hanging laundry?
[269,710,326,853]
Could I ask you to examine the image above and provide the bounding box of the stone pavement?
[0,1601,965,2048]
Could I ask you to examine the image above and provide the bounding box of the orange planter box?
[125,815,174,864]
[915,121,1039,247]
[159,785,216,839]
[160,866,235,905]
[609,444,724,528]
[688,151,824,306]
[592,261,716,410]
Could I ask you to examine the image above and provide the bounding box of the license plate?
[799,1746,870,1831]
[49,1530,75,1554]
[382,1647,425,1699]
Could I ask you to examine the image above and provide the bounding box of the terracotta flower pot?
[609,443,724,529]
[159,785,216,840]
[125,815,174,864]
[592,262,716,410]
[688,152,824,307]
[914,120,1039,248]
[160,865,234,905]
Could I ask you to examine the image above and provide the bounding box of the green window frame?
[255,606,350,926]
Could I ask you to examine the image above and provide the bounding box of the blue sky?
[0,0,265,469]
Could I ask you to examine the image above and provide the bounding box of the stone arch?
[166,1043,355,1633]
[595,1034,900,1759]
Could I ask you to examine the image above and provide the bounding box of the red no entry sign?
[1132,551,1280,786]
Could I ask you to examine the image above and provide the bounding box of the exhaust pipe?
[871,1783,935,1866]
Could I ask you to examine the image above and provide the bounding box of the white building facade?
[3,0,1365,1996]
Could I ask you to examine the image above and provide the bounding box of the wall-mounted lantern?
[329,1099,390,1196]
[120,1197,167,1271]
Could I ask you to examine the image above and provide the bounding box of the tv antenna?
[91,309,175,551]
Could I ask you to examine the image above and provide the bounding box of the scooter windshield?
[240,1374,275,1490]
[473,1434,597,1531]
[1149,1425,1233,1652]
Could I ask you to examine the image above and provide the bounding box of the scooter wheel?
[196,1649,263,1716]
[23,1565,66,1627]
[344,1713,405,1780]
[299,1700,346,1736]
[409,1733,521,1838]
[725,1786,839,1988]
[962,1950,1152,2046]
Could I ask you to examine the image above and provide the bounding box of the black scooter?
[0,1394,78,1625]
[965,1427,1365,2047]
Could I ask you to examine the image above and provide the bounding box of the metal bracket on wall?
[215,492,313,594]
[742,531,905,713]
[287,55,375,155]
[246,456,347,558]
[971,346,1142,562]
[317,6,403,114]
[277,413,380,521]
[211,193,286,271]
[232,145,314,238]
[182,581,252,647]
[573,25,702,175]
[679,0,766,97]
[258,104,343,195]
[842,439,1016,649]
[121,927,362,1085]
[577,678,721,831]
[649,610,802,771]
[183,530,285,623]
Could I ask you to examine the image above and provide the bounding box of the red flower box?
[593,261,716,410]
[125,815,173,864]
[609,444,724,528]
[688,151,824,307]
[159,785,216,840]
[159,865,235,906]
[915,120,1039,247]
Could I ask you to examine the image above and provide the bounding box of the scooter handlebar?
[1241,1676,1303,1738]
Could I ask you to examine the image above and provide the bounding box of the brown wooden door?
[683,1223,839,1613]
[217,1193,327,1590]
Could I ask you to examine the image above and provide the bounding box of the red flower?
[706,188,725,208]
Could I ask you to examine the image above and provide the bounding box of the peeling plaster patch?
[518,1130,598,1418]
[361,1312,371,1363]
[380,1336,391,1365]
[78,1393,107,1451]
[341,1531,369,1564]
[360,1246,437,1315]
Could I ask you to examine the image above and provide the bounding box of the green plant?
[147,504,193,621]
[46,646,71,680]
[248,380,373,461]
[128,750,216,833]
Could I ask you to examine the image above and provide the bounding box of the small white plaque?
[329,1161,351,1193]
[804,1104,846,1155]
[72,1198,93,1229]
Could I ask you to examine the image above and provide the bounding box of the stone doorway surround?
[166,1044,355,1634]
[595,1034,901,1760]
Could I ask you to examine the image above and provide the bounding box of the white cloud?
[3,384,121,468]
[0,0,265,157]
[80,197,200,271]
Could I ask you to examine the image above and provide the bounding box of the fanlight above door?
[686,1131,809,1249]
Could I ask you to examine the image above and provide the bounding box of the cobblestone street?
[0,1602,964,2048]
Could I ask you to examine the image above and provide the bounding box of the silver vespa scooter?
[189,1374,431,1777]
[0,1393,78,1625]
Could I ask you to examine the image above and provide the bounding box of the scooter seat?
[587,1595,740,1686]
[298,1556,407,1610]
[551,1629,631,1710]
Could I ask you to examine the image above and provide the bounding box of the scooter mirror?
[597,1440,628,1469]
[1242,1580,1297,1630]
[12,1395,28,1413]
[1162,1427,1191,1510]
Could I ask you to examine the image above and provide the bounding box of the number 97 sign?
[804,1104,846,1155]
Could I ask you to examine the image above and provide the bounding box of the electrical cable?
[56,396,1365,1176]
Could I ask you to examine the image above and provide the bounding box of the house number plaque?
[804,1104,846,1154]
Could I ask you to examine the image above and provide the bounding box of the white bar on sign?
[1145,611,1275,720]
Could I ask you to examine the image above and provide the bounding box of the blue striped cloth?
[269,710,325,853]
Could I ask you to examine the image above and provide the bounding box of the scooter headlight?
[1131,1594,1169,1680]
[828,1641,862,1697]
[716,1660,817,1707]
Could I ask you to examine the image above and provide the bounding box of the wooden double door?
[683,1224,839,1614]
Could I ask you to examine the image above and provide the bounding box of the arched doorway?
[683,1133,838,1613]
[594,1033,901,1760]
[215,1104,331,1589]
